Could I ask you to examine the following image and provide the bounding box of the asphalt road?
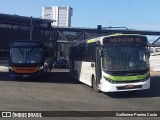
[0,68,160,120]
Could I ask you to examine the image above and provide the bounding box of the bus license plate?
[125,85,135,89]
[22,75,29,77]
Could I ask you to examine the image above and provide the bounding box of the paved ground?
[0,68,160,120]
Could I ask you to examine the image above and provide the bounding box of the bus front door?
[95,46,101,86]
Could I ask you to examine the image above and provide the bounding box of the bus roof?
[11,40,42,42]
[10,40,43,47]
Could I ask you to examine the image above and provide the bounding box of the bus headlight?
[103,76,115,83]
[9,66,13,71]
[39,66,44,70]
[140,71,150,82]
[141,75,150,82]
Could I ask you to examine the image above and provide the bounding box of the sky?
[0,0,160,31]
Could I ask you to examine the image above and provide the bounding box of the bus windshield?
[10,47,43,64]
[102,46,149,72]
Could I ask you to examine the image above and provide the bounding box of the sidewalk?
[149,55,160,72]
[150,70,160,76]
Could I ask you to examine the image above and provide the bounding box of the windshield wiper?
[18,48,23,56]
[28,48,34,55]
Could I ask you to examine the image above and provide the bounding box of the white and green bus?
[70,34,150,92]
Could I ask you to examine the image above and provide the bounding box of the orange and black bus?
[9,40,54,79]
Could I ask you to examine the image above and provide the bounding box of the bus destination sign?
[104,36,147,45]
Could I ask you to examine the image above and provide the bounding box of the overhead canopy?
[0,13,53,26]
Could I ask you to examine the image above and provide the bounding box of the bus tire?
[49,66,52,72]
[45,66,48,72]
[74,70,79,84]
[92,76,100,92]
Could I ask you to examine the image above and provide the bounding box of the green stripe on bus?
[109,33,141,37]
[108,74,148,81]
[87,39,98,43]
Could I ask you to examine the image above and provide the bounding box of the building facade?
[42,6,73,27]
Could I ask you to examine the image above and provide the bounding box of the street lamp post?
[29,16,33,40]
[29,14,50,40]
[29,14,56,40]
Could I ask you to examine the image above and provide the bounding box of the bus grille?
[13,67,39,74]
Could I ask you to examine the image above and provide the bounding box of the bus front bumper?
[9,69,44,78]
[100,78,150,92]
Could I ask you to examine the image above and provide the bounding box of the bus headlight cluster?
[103,76,116,84]
[141,75,150,82]
[39,66,44,70]
[9,66,13,71]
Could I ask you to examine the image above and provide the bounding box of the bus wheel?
[74,71,79,84]
[49,66,52,72]
[45,66,48,72]
[92,77,100,92]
